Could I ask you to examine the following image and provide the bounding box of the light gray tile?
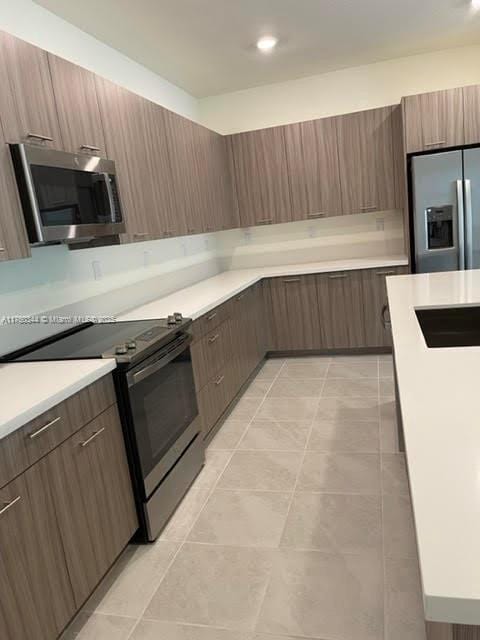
[256,397,319,421]
[145,543,272,631]
[188,489,291,547]
[380,399,400,452]
[332,354,379,362]
[316,397,380,422]
[380,360,394,378]
[218,450,303,491]
[160,487,212,541]
[297,452,381,494]
[255,359,284,380]
[279,360,329,379]
[131,621,251,640]
[193,450,232,491]
[382,453,410,496]
[243,379,272,398]
[209,421,249,450]
[307,420,379,452]
[61,612,136,640]
[322,378,379,398]
[328,361,378,378]
[378,354,394,362]
[380,379,395,397]
[229,397,263,420]
[281,493,382,553]
[257,549,384,640]
[84,541,179,618]
[385,558,427,640]
[239,420,310,451]
[267,378,324,398]
[383,494,418,559]
[380,398,397,424]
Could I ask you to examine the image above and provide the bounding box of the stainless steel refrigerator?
[411,148,480,273]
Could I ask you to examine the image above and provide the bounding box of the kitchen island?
[387,269,480,638]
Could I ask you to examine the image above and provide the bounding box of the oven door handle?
[127,334,192,387]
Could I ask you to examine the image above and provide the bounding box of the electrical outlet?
[143,250,150,268]
[180,241,187,256]
[376,217,385,231]
[204,237,209,249]
[244,228,252,243]
[308,225,316,238]
[92,260,102,280]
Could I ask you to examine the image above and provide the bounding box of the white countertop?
[387,269,480,625]
[120,255,408,321]
[0,359,116,441]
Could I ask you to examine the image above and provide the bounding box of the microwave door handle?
[103,172,116,222]
[456,179,466,270]
[127,334,193,387]
[465,179,473,270]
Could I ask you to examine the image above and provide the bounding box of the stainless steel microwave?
[10,144,125,244]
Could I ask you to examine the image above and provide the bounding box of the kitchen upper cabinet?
[48,54,106,156]
[266,275,322,351]
[463,85,480,145]
[0,460,75,640]
[47,404,137,606]
[316,271,365,348]
[202,128,237,232]
[0,117,30,261]
[228,126,292,227]
[284,117,343,220]
[0,31,62,148]
[95,77,158,242]
[336,106,397,215]
[402,88,464,153]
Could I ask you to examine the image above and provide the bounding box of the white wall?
[199,44,480,134]
[0,0,198,120]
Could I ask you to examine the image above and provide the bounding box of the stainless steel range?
[2,315,204,542]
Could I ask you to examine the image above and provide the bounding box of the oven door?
[11,144,125,243]
[126,333,200,497]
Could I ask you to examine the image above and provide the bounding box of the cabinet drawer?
[0,374,115,489]
[192,320,232,391]
[193,300,232,341]
[197,366,234,438]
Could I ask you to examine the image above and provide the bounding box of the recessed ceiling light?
[472,0,480,9]
[256,36,278,53]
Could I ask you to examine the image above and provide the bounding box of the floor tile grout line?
[377,354,388,640]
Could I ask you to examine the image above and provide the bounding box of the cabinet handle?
[187,228,196,234]
[0,496,21,517]
[236,292,246,301]
[283,278,300,283]
[26,132,53,142]
[80,144,100,152]
[257,218,273,225]
[80,427,105,448]
[381,304,391,329]
[214,375,225,386]
[208,334,220,344]
[360,205,378,212]
[0,247,5,252]
[328,274,347,279]
[28,416,61,440]
[375,270,396,276]
[163,230,173,237]
[424,140,446,146]
[133,232,148,238]
[307,212,326,218]
[206,312,217,321]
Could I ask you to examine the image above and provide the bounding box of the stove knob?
[167,315,176,325]
[115,344,128,355]
[174,312,183,323]
[126,340,137,350]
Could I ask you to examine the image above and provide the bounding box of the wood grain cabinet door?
[227,126,293,227]
[316,271,365,348]
[402,88,464,153]
[47,404,137,606]
[336,106,397,215]
[284,117,343,220]
[266,276,322,351]
[201,128,236,232]
[463,84,480,145]
[48,54,106,156]
[0,31,62,148]
[95,77,158,242]
[0,461,75,640]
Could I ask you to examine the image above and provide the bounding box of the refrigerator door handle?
[456,179,466,270]
[464,179,473,270]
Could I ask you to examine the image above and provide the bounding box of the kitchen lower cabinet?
[47,404,137,607]
[316,271,365,349]
[0,459,75,640]
[266,275,322,351]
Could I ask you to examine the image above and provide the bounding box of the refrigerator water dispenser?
[425,206,453,250]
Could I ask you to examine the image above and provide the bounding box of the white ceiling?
[35,0,480,98]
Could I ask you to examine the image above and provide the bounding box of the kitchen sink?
[416,305,480,348]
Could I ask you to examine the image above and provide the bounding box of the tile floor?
[62,354,426,640]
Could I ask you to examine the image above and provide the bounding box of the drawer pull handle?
[307,212,326,218]
[0,247,5,252]
[80,144,100,152]
[207,312,217,321]
[424,140,446,146]
[214,375,225,386]
[0,496,21,517]
[26,132,53,142]
[28,416,61,440]
[236,293,246,301]
[187,228,196,234]
[80,427,105,448]
[381,304,391,329]
[375,270,396,276]
[163,230,173,237]
[328,274,347,279]
[133,232,148,238]
[360,205,378,211]
[257,218,273,224]
[283,278,301,283]
[208,334,220,344]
